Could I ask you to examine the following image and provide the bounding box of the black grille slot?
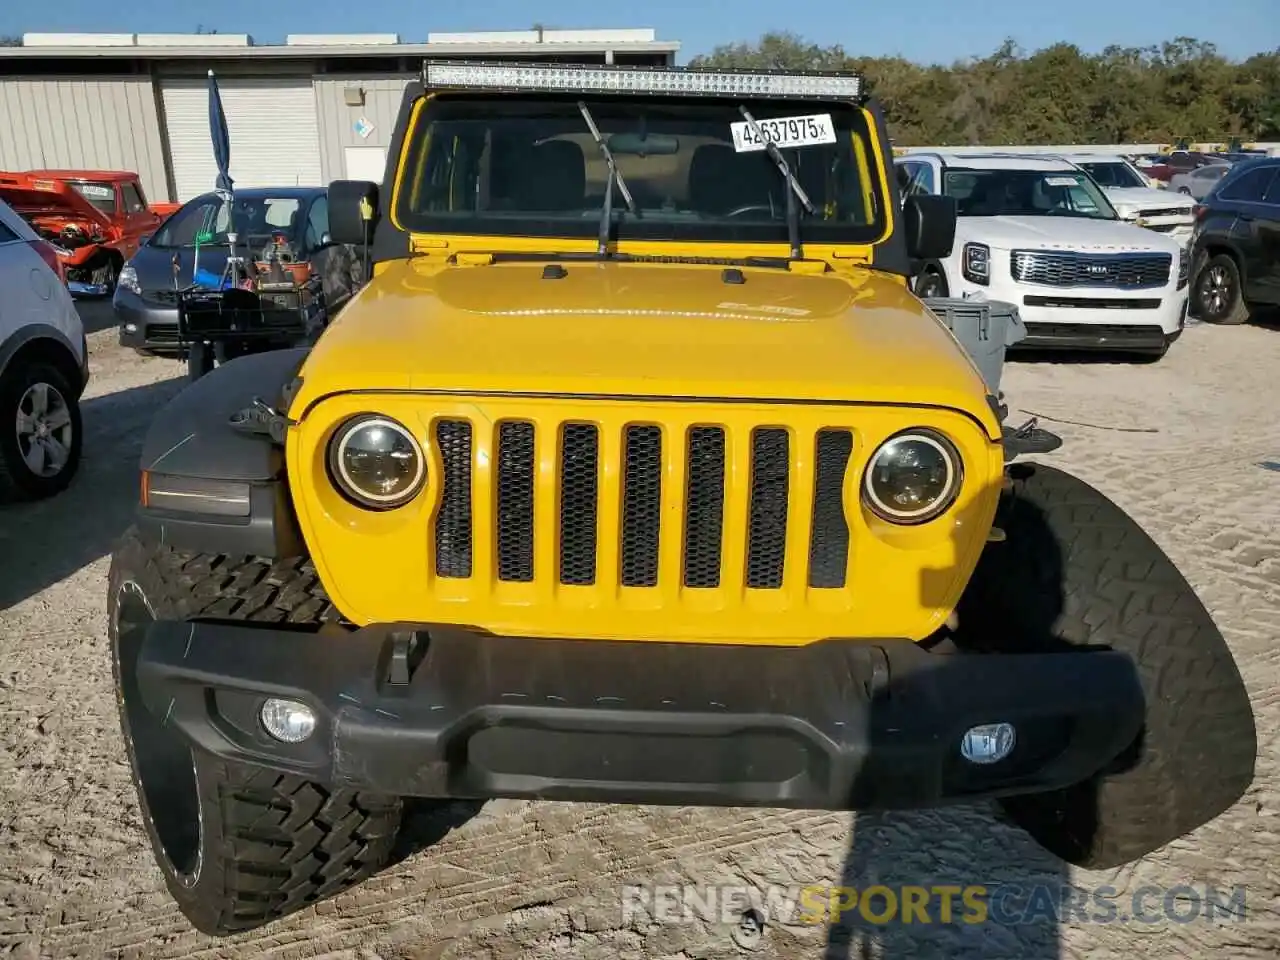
[496,421,535,582]
[683,427,726,588]
[746,428,790,589]
[434,420,473,578]
[1010,250,1172,289]
[559,424,599,585]
[620,426,662,587]
[808,429,853,588]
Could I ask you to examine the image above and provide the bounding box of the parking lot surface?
[1,302,1277,959]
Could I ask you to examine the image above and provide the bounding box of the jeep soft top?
[107,60,1255,937]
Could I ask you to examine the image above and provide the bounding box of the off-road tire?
[954,462,1256,869]
[0,358,83,501]
[108,527,403,936]
[914,267,949,299]
[1193,252,1251,325]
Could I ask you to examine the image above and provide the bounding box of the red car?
[0,169,180,294]
[1138,151,1219,183]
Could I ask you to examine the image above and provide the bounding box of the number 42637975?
[734,113,836,151]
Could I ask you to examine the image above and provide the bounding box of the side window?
[1220,168,1276,202]
[153,201,217,246]
[1261,169,1280,205]
[0,219,18,244]
[914,163,936,195]
[122,182,147,214]
[305,197,330,249]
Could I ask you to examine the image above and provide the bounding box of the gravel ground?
[1,302,1278,960]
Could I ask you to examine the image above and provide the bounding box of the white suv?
[0,197,88,500]
[1059,152,1196,246]
[896,153,1190,359]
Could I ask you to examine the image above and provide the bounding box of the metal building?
[0,30,681,204]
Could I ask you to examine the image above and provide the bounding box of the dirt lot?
[1,302,1277,960]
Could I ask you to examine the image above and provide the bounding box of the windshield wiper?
[738,106,816,260]
[578,101,637,258]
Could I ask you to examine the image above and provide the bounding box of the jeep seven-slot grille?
[1010,250,1172,289]
[431,419,856,591]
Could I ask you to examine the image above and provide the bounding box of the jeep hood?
[293,260,998,434]
[960,215,1183,253]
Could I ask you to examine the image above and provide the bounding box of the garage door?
[161,77,324,201]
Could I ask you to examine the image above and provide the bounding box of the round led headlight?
[862,429,962,524]
[328,415,426,509]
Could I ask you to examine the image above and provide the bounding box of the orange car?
[0,169,180,294]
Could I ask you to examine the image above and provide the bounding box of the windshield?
[943,168,1118,220]
[151,195,303,248]
[394,94,888,247]
[69,181,117,215]
[1078,161,1147,190]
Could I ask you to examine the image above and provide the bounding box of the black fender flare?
[0,324,88,395]
[1194,237,1249,290]
[137,348,310,558]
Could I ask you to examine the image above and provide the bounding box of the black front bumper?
[115,290,183,358]
[1015,321,1174,352]
[134,622,1145,810]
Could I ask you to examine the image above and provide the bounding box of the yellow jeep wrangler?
[108,61,1256,936]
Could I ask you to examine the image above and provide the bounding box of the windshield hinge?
[409,235,449,255]
[787,260,827,275]
[455,252,494,266]
[830,248,873,262]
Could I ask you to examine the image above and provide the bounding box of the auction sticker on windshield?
[731,114,836,153]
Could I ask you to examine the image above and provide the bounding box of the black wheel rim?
[1197,264,1234,319]
[113,582,203,884]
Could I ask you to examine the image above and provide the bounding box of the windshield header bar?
[423,60,864,101]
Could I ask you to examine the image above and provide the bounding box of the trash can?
[922,297,1026,395]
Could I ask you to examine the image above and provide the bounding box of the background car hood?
[960,215,1183,253]
[1104,186,1195,210]
[291,259,999,435]
[130,242,232,292]
[0,178,114,232]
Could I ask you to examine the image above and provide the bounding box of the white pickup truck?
[1059,152,1197,246]
[896,153,1190,360]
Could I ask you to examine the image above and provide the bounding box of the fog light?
[260,698,317,743]
[960,723,1016,764]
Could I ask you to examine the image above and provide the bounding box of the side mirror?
[902,194,958,262]
[327,180,380,246]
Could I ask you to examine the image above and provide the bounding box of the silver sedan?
[1169,163,1233,199]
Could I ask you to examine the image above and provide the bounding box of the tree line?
[688,33,1280,146]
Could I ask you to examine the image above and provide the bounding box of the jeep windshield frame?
[391,92,890,249]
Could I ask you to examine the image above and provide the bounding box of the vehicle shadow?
[820,464,1088,959]
[73,295,121,335]
[1008,348,1163,365]
[390,798,486,869]
[0,376,185,611]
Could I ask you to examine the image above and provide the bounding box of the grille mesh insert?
[434,420,473,578]
[683,427,727,588]
[559,423,599,585]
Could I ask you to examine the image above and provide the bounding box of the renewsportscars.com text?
[620,883,1248,927]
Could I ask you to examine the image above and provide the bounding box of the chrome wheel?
[1198,264,1233,318]
[15,381,73,478]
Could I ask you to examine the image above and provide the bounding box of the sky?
[1,0,1277,65]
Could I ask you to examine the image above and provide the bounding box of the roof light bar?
[423,60,864,100]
